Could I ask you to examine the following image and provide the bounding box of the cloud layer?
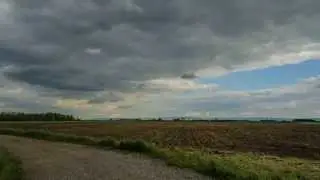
[1,0,320,118]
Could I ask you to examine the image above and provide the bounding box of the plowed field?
[1,121,320,160]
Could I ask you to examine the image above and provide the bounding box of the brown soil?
[1,121,320,160]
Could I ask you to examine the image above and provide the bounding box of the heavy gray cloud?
[1,0,320,117]
[180,72,197,79]
[87,92,123,104]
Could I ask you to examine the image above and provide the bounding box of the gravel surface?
[0,135,212,180]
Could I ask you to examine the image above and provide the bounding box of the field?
[1,120,320,179]
[1,121,320,160]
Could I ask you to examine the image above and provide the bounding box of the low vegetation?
[1,128,319,180]
[0,146,23,180]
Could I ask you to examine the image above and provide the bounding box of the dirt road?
[0,135,211,180]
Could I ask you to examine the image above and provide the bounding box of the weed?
[117,140,155,153]
[0,147,23,180]
[97,138,118,147]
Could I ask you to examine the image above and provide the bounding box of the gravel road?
[0,135,211,180]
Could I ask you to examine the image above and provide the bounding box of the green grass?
[0,147,23,180]
[0,128,319,180]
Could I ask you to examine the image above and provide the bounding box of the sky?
[198,59,320,90]
[0,0,320,119]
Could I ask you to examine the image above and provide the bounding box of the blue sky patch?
[197,59,320,90]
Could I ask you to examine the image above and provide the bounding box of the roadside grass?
[0,146,23,180]
[0,128,319,180]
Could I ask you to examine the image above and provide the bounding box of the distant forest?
[0,112,318,123]
[0,112,80,121]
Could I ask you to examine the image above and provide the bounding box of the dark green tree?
[0,112,79,121]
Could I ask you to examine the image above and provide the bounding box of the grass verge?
[0,128,318,180]
[0,146,23,180]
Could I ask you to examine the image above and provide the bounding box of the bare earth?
[0,135,211,180]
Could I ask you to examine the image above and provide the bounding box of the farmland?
[1,120,320,160]
[1,120,320,179]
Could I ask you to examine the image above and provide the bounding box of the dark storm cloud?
[180,73,197,79]
[4,66,104,92]
[1,0,320,101]
[87,92,123,104]
[0,46,53,66]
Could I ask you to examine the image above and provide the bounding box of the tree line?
[0,112,80,121]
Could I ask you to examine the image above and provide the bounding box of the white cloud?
[144,78,219,92]
[116,75,320,118]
